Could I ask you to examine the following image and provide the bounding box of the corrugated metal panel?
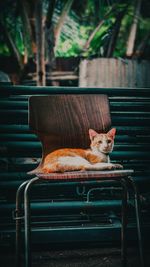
[0,85,150,247]
[79,58,150,87]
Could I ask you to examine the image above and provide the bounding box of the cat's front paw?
[113,163,123,170]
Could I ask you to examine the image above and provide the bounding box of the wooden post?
[45,0,56,77]
[18,0,33,61]
[35,0,46,86]
[106,10,126,58]
[126,0,142,57]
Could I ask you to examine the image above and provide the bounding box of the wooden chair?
[15,94,144,267]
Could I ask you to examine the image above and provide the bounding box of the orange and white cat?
[33,128,123,174]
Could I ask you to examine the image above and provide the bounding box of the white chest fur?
[58,156,90,167]
[88,150,110,163]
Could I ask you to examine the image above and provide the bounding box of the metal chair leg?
[24,177,40,267]
[128,177,145,267]
[121,178,128,267]
[16,175,143,267]
[22,177,130,267]
[15,180,30,267]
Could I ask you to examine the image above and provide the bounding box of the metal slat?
[0,141,150,153]
[0,110,27,124]
[0,100,28,109]
[1,100,150,111]
[0,133,38,141]
[0,134,150,143]
[110,102,150,111]
[0,124,29,133]
[0,201,123,215]
[1,85,150,97]
[112,116,150,126]
[0,124,150,135]
[1,111,150,125]
[1,224,150,247]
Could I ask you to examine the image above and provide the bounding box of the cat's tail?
[27,166,42,175]
[27,164,59,174]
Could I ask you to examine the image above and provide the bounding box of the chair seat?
[36,169,134,181]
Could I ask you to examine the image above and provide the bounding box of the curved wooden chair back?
[29,95,111,159]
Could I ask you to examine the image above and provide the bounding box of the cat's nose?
[103,145,108,150]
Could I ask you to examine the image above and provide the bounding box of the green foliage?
[55,1,130,57]
[0,44,10,56]
[55,0,150,58]
[0,0,25,55]
[0,0,149,59]
[55,12,90,57]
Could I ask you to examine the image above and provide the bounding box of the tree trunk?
[83,21,104,50]
[54,0,74,49]
[18,0,33,62]
[133,32,150,59]
[106,10,126,57]
[35,0,46,86]
[45,0,56,73]
[126,0,142,57]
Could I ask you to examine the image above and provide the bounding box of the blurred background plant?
[0,0,149,83]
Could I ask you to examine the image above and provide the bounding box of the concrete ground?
[0,246,149,267]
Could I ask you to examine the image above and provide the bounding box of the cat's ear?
[89,129,98,140]
[107,128,116,139]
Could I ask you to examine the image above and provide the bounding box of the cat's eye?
[107,140,111,144]
[98,140,102,144]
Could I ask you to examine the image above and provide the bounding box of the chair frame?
[14,175,144,267]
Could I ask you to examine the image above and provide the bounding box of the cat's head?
[89,128,116,154]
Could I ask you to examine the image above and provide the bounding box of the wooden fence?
[79,58,150,87]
